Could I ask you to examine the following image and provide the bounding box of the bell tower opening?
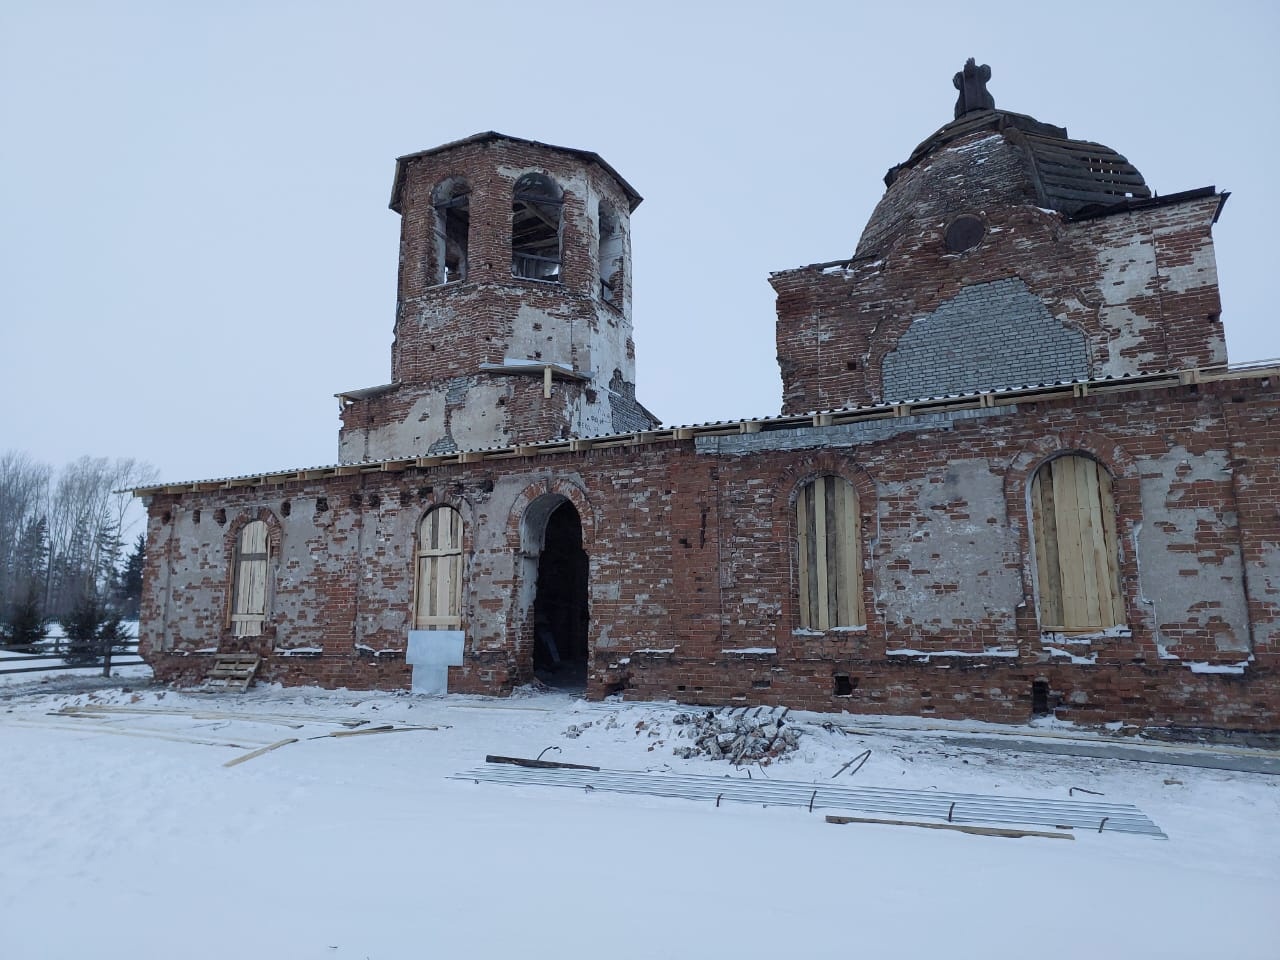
[531,500,590,688]
[337,132,658,464]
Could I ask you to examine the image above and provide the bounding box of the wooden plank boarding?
[205,654,261,692]
[1051,459,1088,629]
[231,520,269,638]
[814,477,830,630]
[1031,469,1061,628]
[796,476,863,630]
[415,507,463,630]
[1098,474,1125,625]
[842,478,863,627]
[224,738,298,768]
[1034,456,1122,632]
[834,476,851,628]
[797,486,811,629]
[1072,457,1103,627]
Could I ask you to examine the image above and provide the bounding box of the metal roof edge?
[131,362,1280,497]
[390,131,643,214]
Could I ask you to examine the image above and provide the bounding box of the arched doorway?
[528,499,590,688]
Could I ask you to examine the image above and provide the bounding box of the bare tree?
[0,453,157,627]
[0,451,52,608]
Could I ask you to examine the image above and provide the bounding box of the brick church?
[137,61,1280,732]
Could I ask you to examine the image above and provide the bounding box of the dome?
[855,63,1151,258]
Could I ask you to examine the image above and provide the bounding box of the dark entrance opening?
[1031,680,1051,717]
[533,502,589,688]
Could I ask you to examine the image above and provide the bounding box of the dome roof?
[855,64,1151,258]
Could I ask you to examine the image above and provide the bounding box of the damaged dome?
[855,61,1151,258]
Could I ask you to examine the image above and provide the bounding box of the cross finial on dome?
[953,58,995,119]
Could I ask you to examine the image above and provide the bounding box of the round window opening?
[944,214,986,253]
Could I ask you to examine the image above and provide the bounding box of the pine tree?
[5,590,47,649]
[61,593,106,665]
[117,532,145,620]
[12,516,48,602]
[61,590,133,664]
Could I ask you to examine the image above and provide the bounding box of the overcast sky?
[2,0,1276,483]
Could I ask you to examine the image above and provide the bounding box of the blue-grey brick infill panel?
[881,277,1089,402]
[694,405,1017,456]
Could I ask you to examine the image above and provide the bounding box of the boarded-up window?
[231,520,269,637]
[415,507,464,630]
[1031,455,1125,632]
[797,475,864,630]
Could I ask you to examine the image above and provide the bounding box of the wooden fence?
[0,638,145,677]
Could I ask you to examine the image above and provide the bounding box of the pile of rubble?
[670,707,802,765]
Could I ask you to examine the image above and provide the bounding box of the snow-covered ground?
[2,680,1277,959]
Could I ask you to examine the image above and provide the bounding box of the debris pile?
[670,708,801,765]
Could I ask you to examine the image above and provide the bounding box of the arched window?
[432,177,470,284]
[1030,455,1124,632]
[796,475,864,630]
[511,173,562,281]
[230,520,269,636]
[415,506,464,630]
[597,200,623,306]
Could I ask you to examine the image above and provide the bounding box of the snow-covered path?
[2,684,1277,959]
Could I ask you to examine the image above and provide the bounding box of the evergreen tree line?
[0,451,156,654]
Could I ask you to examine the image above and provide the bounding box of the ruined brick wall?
[142,376,1279,731]
[774,127,1226,414]
[336,136,653,462]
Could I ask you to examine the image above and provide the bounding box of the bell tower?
[337,132,657,462]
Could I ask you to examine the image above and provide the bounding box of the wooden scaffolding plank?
[224,738,298,768]
[844,479,864,627]
[834,478,851,629]
[1051,459,1087,629]
[1031,469,1062,629]
[1097,467,1125,626]
[797,487,812,629]
[814,477,830,631]
[1072,457,1104,628]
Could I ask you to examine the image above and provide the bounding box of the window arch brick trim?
[413,494,476,552]
[505,477,597,553]
[777,455,878,510]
